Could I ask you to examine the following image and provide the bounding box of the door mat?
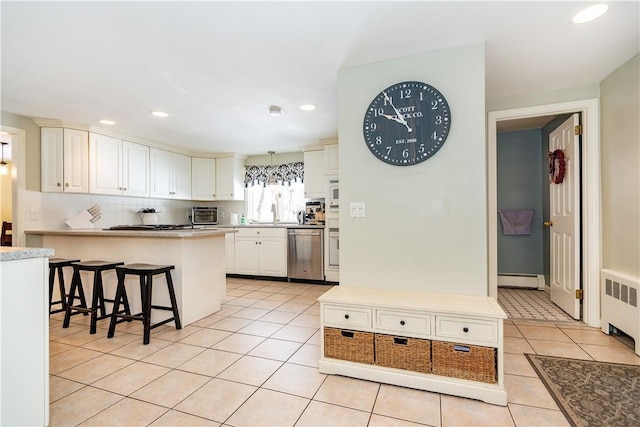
[525,353,640,427]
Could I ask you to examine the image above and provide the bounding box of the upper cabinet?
[303,150,325,199]
[325,144,339,176]
[192,157,216,201]
[149,148,192,200]
[89,133,149,197]
[215,157,245,201]
[41,127,89,193]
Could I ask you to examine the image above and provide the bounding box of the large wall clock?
[363,81,452,166]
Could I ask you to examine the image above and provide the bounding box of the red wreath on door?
[548,149,566,184]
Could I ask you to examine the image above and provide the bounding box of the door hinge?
[574,125,583,135]
[576,289,583,300]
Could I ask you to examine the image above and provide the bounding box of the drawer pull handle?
[400,320,406,326]
[341,331,354,338]
[463,327,469,333]
[393,337,408,345]
[344,314,350,319]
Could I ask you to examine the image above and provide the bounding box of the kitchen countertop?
[219,224,325,229]
[0,246,55,262]
[25,228,234,238]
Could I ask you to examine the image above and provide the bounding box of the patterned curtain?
[244,161,304,187]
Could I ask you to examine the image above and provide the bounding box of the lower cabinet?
[318,286,507,406]
[233,228,287,277]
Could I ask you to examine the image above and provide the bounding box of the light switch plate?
[350,202,366,218]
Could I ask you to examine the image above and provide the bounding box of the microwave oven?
[328,178,339,209]
[191,206,218,225]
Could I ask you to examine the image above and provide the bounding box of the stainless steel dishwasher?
[287,228,324,280]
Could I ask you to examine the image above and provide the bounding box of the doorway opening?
[494,113,583,322]
[487,99,601,328]
[0,125,26,248]
[0,132,14,242]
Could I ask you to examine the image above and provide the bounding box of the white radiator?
[498,273,545,290]
[601,269,640,355]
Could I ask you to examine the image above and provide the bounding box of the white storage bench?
[318,286,507,406]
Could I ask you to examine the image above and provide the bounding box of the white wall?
[600,54,640,278]
[338,44,487,296]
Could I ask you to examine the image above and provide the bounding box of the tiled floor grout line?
[49,278,640,426]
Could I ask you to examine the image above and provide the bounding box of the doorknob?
[543,221,553,227]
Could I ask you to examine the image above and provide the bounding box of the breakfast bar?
[26,228,234,326]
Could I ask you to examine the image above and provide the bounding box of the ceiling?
[1,1,638,157]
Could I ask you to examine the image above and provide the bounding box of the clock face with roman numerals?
[363,81,452,166]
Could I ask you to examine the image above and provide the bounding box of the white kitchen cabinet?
[41,127,89,193]
[215,157,245,201]
[318,286,507,406]
[303,150,325,199]
[234,227,287,277]
[122,141,150,197]
[325,143,339,176]
[149,148,192,199]
[89,133,149,197]
[192,157,216,201]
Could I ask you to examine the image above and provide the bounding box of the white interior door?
[549,113,581,319]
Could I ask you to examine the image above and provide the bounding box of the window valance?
[244,161,304,187]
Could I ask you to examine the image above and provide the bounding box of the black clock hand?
[383,91,412,132]
[379,113,407,124]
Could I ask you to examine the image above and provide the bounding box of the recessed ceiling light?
[299,104,317,111]
[99,119,116,125]
[151,110,169,118]
[572,4,608,24]
[269,106,282,117]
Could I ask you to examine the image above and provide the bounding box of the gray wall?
[338,44,487,296]
[600,54,640,278]
[496,129,543,275]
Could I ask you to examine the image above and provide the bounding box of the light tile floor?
[48,277,640,426]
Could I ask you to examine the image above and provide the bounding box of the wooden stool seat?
[48,257,81,315]
[62,260,129,334]
[108,263,182,344]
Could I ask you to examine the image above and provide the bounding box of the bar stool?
[63,260,130,334]
[108,263,182,345]
[48,257,82,316]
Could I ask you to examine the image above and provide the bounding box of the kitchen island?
[26,228,234,326]
[1,246,54,426]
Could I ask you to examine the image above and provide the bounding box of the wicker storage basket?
[324,327,374,364]
[374,333,431,373]
[431,341,497,383]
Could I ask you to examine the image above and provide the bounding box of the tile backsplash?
[22,191,244,230]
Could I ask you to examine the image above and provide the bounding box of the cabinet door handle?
[400,320,405,326]
[463,327,469,333]
[344,314,349,319]
[65,183,69,187]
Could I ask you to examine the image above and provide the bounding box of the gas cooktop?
[106,224,202,231]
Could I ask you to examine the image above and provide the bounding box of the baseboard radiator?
[498,273,545,290]
[601,269,640,355]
